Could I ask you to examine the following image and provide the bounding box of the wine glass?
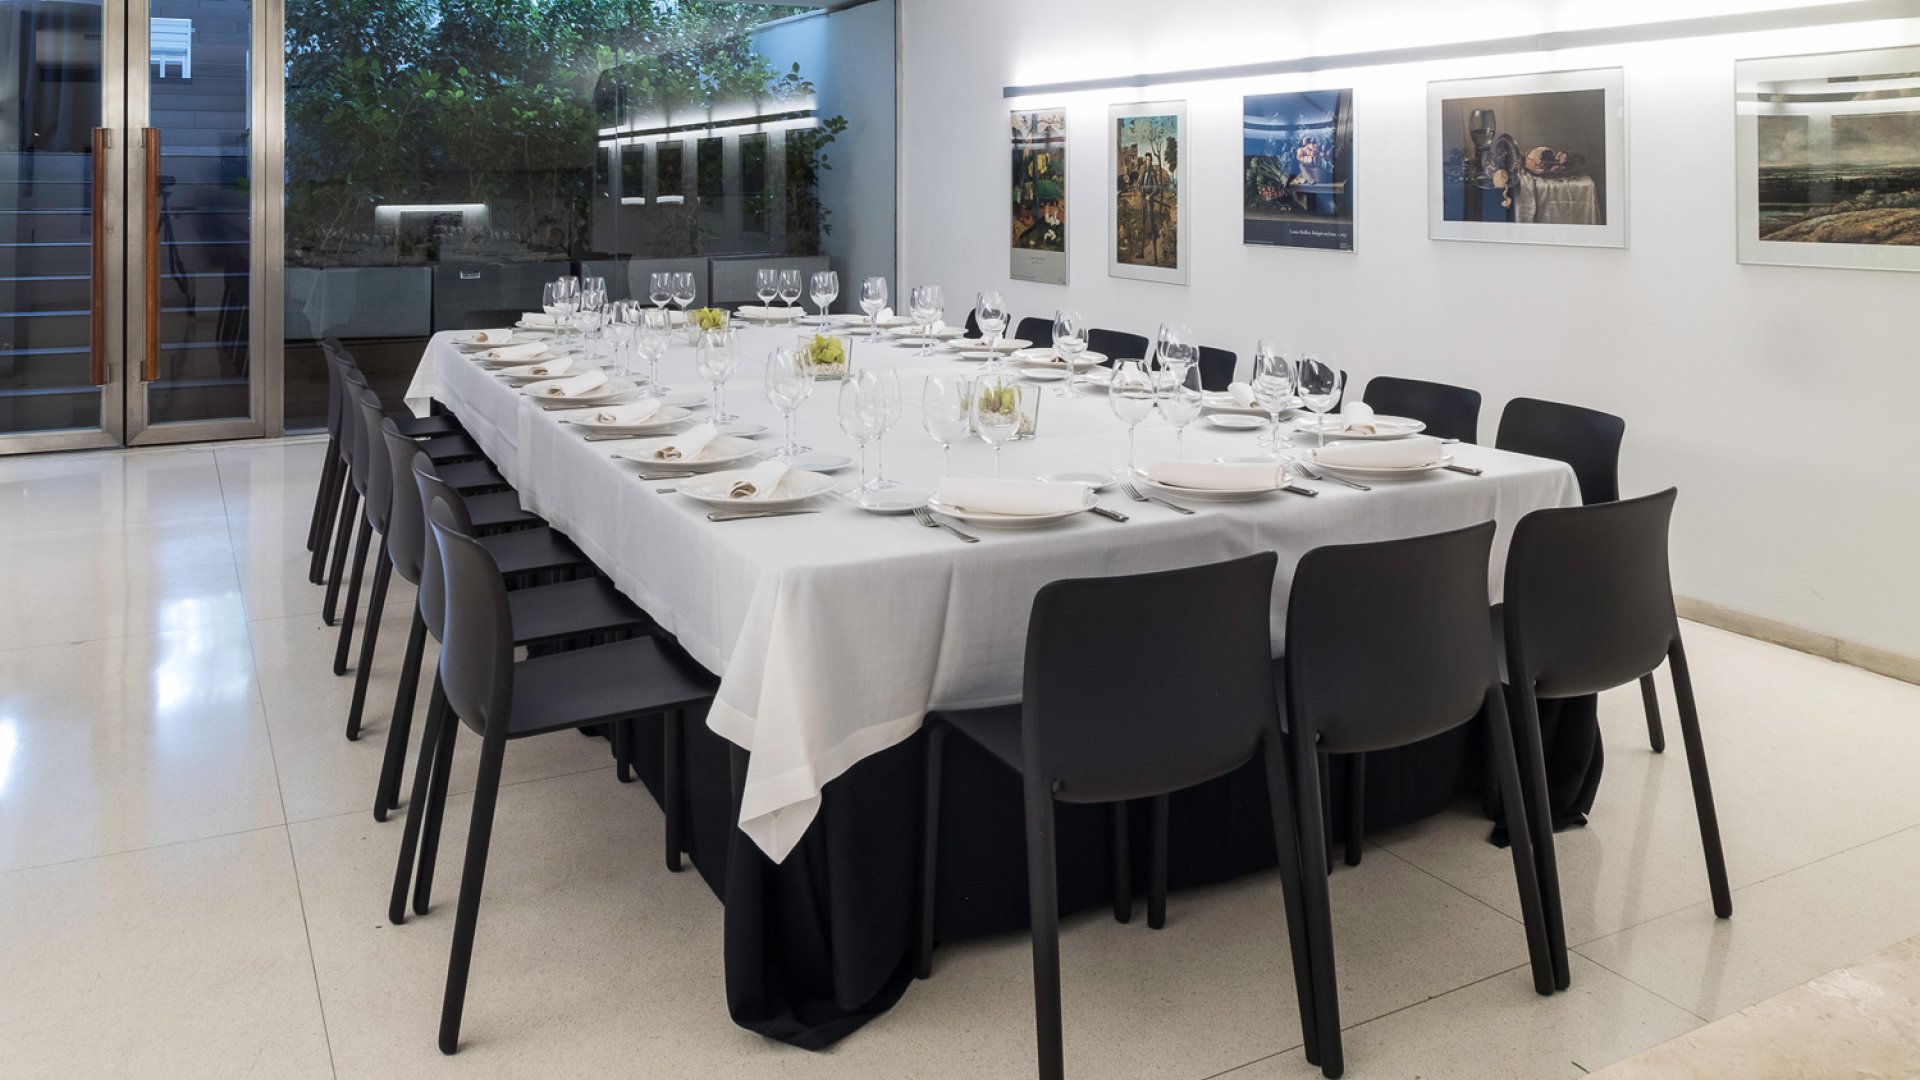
[1108,360,1156,477]
[860,276,888,335]
[867,368,903,490]
[605,300,638,377]
[837,373,885,492]
[1156,323,1196,374]
[755,268,778,308]
[922,375,972,477]
[764,348,815,462]
[777,269,802,311]
[695,328,739,422]
[576,281,607,358]
[649,272,673,309]
[908,286,941,357]
[671,271,697,317]
[972,372,1023,479]
[541,281,565,329]
[640,306,674,391]
[1053,310,1088,397]
[810,270,839,325]
[1161,362,1204,459]
[1296,353,1341,449]
[1251,343,1296,459]
[975,291,1009,370]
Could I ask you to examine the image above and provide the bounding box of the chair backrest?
[1285,522,1500,754]
[332,357,370,499]
[353,388,394,535]
[1196,346,1236,391]
[1362,376,1482,444]
[410,457,476,643]
[1504,488,1679,699]
[320,343,346,442]
[1087,328,1149,364]
[425,499,516,737]
[1496,397,1625,505]
[964,310,981,337]
[1014,316,1055,347]
[463,308,524,331]
[381,420,429,586]
[1023,552,1281,804]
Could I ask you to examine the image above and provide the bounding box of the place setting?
[612,421,761,476]
[673,459,841,522]
[525,368,648,409]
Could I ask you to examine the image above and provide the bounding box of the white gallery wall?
[897,0,1920,664]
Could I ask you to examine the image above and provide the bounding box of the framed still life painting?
[1110,101,1188,284]
[1429,68,1627,248]
[1244,89,1354,251]
[1011,109,1068,285]
[1737,46,1920,272]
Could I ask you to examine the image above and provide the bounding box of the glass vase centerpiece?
[689,306,730,345]
[797,332,852,381]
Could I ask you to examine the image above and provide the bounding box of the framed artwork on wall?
[1244,89,1354,251]
[1429,68,1627,248]
[1011,109,1068,285]
[1110,101,1188,284]
[1737,46,1920,272]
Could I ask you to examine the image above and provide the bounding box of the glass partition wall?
[281,0,898,429]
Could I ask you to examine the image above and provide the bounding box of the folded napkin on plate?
[1312,435,1444,469]
[592,398,661,426]
[875,307,894,323]
[468,328,514,345]
[520,312,558,328]
[519,356,574,378]
[1228,382,1259,409]
[1143,461,1287,491]
[726,461,790,501]
[539,369,609,398]
[1332,401,1378,435]
[653,423,718,461]
[934,478,1085,516]
[482,342,547,363]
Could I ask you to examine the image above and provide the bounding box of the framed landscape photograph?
[1244,89,1354,251]
[1110,101,1188,284]
[1011,109,1068,285]
[1429,68,1627,248]
[1737,46,1920,272]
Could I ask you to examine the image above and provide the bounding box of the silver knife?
[1089,505,1130,522]
[1281,484,1319,497]
[1445,464,1484,476]
[707,509,822,522]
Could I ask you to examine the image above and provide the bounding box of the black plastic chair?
[397,498,716,1055]
[463,309,525,330]
[1087,328,1149,364]
[1361,376,1482,444]
[1281,522,1553,1078]
[1499,488,1731,995]
[1015,316,1055,347]
[369,426,658,821]
[918,553,1318,1080]
[324,377,379,664]
[1196,346,1236,391]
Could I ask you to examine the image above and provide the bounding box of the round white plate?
[1137,475,1280,503]
[614,434,760,472]
[787,452,852,473]
[1012,349,1107,371]
[523,378,639,405]
[1306,449,1452,477]
[1078,367,1114,389]
[516,319,573,333]
[926,488,1095,528]
[654,391,707,408]
[1041,470,1117,492]
[716,422,767,438]
[1294,414,1426,440]
[852,489,931,514]
[1205,414,1268,430]
[1019,368,1068,382]
[737,305,806,322]
[1199,392,1290,417]
[561,405,694,434]
[888,325,964,340]
[948,338,1031,354]
[477,348,570,368]
[500,362,590,383]
[455,332,540,349]
[676,468,838,511]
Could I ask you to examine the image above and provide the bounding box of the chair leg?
[663,709,684,873]
[1669,639,1733,919]
[1345,753,1365,867]
[1486,688,1555,996]
[1292,732,1343,1079]
[438,730,508,1055]
[916,722,948,979]
[1509,681,1572,992]
[345,546,391,741]
[1110,801,1132,924]
[1640,673,1667,753]
[375,611,428,822]
[390,678,447,925]
[415,689,460,916]
[1318,750,1334,874]
[307,447,343,583]
[333,516,373,676]
[305,436,339,554]
[1148,794,1169,930]
[321,486,359,625]
[1261,732,1320,1068]
[1024,782,1065,1080]
[613,719,633,783]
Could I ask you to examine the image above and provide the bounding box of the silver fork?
[913,505,979,543]
[1293,463,1371,492]
[1121,481,1195,515]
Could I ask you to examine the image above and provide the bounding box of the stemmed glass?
[695,328,740,421]
[777,269,802,311]
[541,281,566,331]
[639,307,673,391]
[810,270,839,325]
[1108,360,1157,477]
[1161,362,1204,459]
[860,276,888,335]
[910,285,944,356]
[576,280,607,359]
[975,291,1009,370]
[971,372,1023,478]
[1156,323,1196,373]
[866,369,903,489]
[671,271,697,318]
[1053,310,1088,397]
[605,300,639,377]
[922,375,972,477]
[1252,343,1296,459]
[1296,354,1341,449]
[764,348,815,461]
[554,276,581,343]
[649,272,673,310]
[755,268,778,309]
[837,373,886,492]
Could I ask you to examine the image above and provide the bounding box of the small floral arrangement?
[801,333,850,380]
[691,307,730,332]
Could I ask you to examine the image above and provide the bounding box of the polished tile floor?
[3,439,1917,1079]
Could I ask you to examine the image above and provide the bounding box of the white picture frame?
[1109,100,1189,284]
[1011,109,1069,286]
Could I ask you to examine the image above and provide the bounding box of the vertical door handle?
[91,128,109,386]
[143,128,162,383]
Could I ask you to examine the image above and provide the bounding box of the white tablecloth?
[408,324,1579,862]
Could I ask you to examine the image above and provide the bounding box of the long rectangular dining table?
[406,318,1583,1046]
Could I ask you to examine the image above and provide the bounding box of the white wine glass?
[1161,362,1204,459]
[975,291,1009,371]
[764,348,815,461]
[755,268,778,308]
[1252,343,1296,458]
[867,368,903,490]
[922,375,972,477]
[810,270,839,325]
[1108,360,1156,476]
[695,328,740,421]
[1053,310,1088,397]
[649,272,673,309]
[777,269,802,310]
[860,276,888,335]
[972,372,1023,479]
[1296,354,1341,449]
[671,271,697,316]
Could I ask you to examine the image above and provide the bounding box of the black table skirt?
[616,695,1600,1050]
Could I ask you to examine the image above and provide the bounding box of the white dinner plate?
[736,305,806,322]
[926,486,1096,528]
[1293,414,1426,440]
[1019,367,1068,382]
[716,422,767,438]
[522,377,640,405]
[516,317,573,333]
[1200,391,1294,417]
[676,468,838,511]
[499,360,591,383]
[454,332,541,349]
[560,404,694,434]
[1306,448,1453,477]
[1205,414,1268,431]
[1137,474,1281,503]
[654,390,708,409]
[851,489,932,514]
[476,348,570,368]
[614,434,760,472]
[1012,349,1107,371]
[1077,367,1114,390]
[948,337,1030,353]
[788,452,853,473]
[887,325,965,340]
[1040,470,1117,492]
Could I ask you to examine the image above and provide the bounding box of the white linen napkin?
[468,328,514,345]
[876,306,894,323]
[521,312,558,328]
[1312,435,1444,469]
[1143,461,1287,491]
[1334,401,1377,434]
[933,479,1084,516]
[538,369,609,398]
[652,422,718,461]
[481,342,546,363]
[516,356,574,378]
[1228,382,1259,409]
[726,461,790,501]
[591,398,662,426]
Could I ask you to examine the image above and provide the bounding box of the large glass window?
[281,0,897,428]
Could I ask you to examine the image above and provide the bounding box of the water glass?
[765,348,815,461]
[695,328,740,421]
[810,270,839,324]
[777,269,802,309]
[975,291,1009,370]
[1297,354,1341,448]
[756,268,778,307]
[860,277,889,334]
[1156,323,1196,373]
[671,271,696,313]
[1252,342,1296,457]
[1161,362,1203,458]
[1108,360,1156,476]
[922,375,972,477]
[972,373,1025,479]
[837,372,887,491]
[605,299,638,375]
[1053,310,1088,397]
[649,272,673,309]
